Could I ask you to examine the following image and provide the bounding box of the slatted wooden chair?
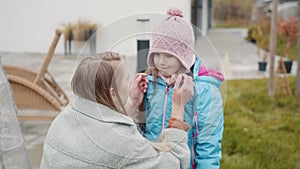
[3,27,70,120]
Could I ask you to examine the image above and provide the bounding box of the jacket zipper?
[192,112,199,169]
[161,86,171,133]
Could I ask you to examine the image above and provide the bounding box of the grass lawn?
[221,77,300,169]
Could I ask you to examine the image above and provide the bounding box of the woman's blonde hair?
[71,51,126,114]
[72,51,171,151]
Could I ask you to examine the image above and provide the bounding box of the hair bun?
[167,6,183,18]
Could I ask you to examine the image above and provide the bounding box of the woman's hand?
[126,73,148,121]
[129,73,148,108]
[171,74,194,120]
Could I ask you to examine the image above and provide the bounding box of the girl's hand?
[129,73,148,108]
[171,74,194,120]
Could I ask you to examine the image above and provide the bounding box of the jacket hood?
[192,57,224,88]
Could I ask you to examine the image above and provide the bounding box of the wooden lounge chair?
[3,27,69,120]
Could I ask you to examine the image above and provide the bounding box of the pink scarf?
[158,73,178,86]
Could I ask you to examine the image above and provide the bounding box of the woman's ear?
[110,87,116,98]
[110,87,118,104]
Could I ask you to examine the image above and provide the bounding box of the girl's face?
[153,53,184,78]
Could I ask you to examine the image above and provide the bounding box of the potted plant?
[63,20,98,42]
[277,16,298,73]
[246,24,258,44]
[63,20,99,55]
[252,24,268,71]
[258,52,268,71]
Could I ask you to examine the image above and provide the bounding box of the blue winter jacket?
[143,57,224,169]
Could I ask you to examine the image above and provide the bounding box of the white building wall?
[0,0,191,54]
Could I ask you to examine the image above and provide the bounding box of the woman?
[40,51,193,169]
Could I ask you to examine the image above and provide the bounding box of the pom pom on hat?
[167,6,184,18]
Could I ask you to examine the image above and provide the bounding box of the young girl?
[40,51,193,169]
[141,7,225,169]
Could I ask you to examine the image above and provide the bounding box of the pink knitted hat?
[147,7,195,73]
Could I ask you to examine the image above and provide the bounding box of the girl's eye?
[154,53,160,57]
[154,54,161,58]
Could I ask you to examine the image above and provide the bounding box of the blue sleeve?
[193,84,224,169]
